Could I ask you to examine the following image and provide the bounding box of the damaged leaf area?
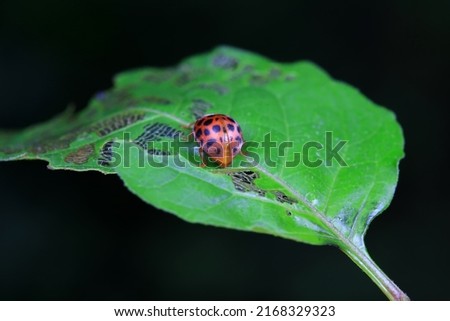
[0,46,407,299]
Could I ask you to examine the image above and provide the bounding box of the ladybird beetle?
[193,114,244,167]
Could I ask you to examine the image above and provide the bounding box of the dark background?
[0,0,448,300]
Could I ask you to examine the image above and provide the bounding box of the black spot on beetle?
[237,126,241,133]
[205,139,217,148]
[227,124,235,131]
[204,128,210,136]
[236,136,242,143]
[212,125,221,133]
[195,129,202,138]
[204,119,213,126]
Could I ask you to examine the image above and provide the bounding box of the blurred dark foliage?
[0,0,448,300]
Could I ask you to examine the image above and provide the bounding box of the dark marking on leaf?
[230,65,254,81]
[175,72,191,86]
[269,68,282,78]
[97,88,134,109]
[213,54,238,69]
[226,171,266,197]
[29,132,79,154]
[285,75,296,81]
[98,141,119,166]
[148,149,169,156]
[286,210,292,216]
[250,74,268,86]
[143,70,175,83]
[249,69,284,86]
[191,99,212,119]
[142,96,172,105]
[64,144,94,165]
[274,191,297,205]
[199,83,229,95]
[93,112,145,137]
[134,123,182,149]
[0,146,21,155]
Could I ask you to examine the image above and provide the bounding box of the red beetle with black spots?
[193,114,244,167]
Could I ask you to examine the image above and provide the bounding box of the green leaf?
[0,46,408,300]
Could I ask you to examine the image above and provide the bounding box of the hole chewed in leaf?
[250,74,268,86]
[64,144,95,164]
[226,171,298,206]
[93,112,145,136]
[191,99,212,120]
[134,123,181,150]
[274,191,298,205]
[285,74,296,81]
[98,141,119,167]
[227,170,266,197]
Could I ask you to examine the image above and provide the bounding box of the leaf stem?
[254,165,409,300]
[340,243,410,301]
